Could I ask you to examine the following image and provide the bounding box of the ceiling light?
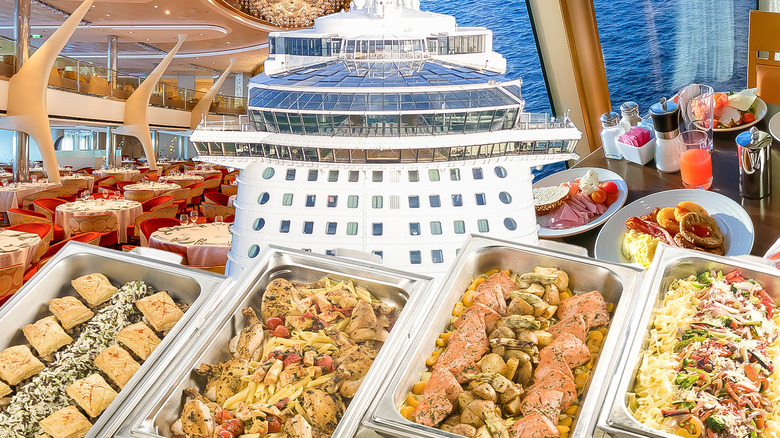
[165,10,170,14]
[105,14,110,17]
[154,4,158,7]
[199,33,204,36]
[128,31,133,34]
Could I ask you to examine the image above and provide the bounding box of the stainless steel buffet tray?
[363,235,645,438]
[0,241,226,438]
[597,245,780,438]
[115,244,434,438]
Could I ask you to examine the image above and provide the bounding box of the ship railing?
[197,115,255,132]
[515,113,576,130]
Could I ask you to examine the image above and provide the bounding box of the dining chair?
[126,205,178,244]
[167,188,190,214]
[223,170,238,184]
[139,217,182,247]
[224,214,235,223]
[92,175,117,193]
[201,202,235,222]
[32,197,67,221]
[141,195,174,212]
[204,192,231,206]
[6,222,53,262]
[33,232,103,274]
[202,175,222,194]
[144,173,160,182]
[0,263,25,300]
[75,167,94,175]
[5,208,65,241]
[124,189,155,203]
[21,188,60,210]
[748,10,780,105]
[220,184,237,196]
[66,213,119,248]
[116,181,136,192]
[186,182,206,207]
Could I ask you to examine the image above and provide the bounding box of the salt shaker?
[736,127,772,199]
[600,111,623,159]
[619,101,642,131]
[649,98,682,173]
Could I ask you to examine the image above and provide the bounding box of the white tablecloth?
[61,175,95,191]
[0,172,12,181]
[161,175,204,185]
[0,182,61,212]
[123,182,180,197]
[187,169,222,178]
[93,169,140,181]
[148,222,231,266]
[55,199,143,243]
[0,230,41,271]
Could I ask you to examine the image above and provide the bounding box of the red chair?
[26,232,103,280]
[139,217,182,246]
[90,193,109,199]
[202,174,222,194]
[92,176,116,193]
[32,198,67,221]
[224,214,235,223]
[116,181,136,192]
[186,182,206,207]
[204,192,231,206]
[75,167,94,174]
[141,195,174,212]
[6,208,65,241]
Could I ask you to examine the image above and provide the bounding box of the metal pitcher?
[736,127,772,199]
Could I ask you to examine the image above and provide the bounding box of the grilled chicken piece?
[173,387,217,437]
[261,278,300,321]
[283,414,313,438]
[324,344,377,394]
[229,307,265,361]
[302,388,344,435]
[196,357,250,403]
[324,326,354,352]
[338,374,364,398]
[346,301,377,342]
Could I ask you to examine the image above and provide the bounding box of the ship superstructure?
[191,0,581,277]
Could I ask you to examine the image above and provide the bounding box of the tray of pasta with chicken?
[0,243,225,438]
[363,236,644,438]
[112,246,433,438]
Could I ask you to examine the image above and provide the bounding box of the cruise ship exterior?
[191,0,582,277]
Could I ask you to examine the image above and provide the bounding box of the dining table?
[147,222,232,266]
[0,172,12,181]
[187,169,222,178]
[93,168,141,181]
[0,229,41,271]
[0,181,61,213]
[161,174,204,185]
[55,198,143,243]
[61,174,95,192]
[555,121,780,259]
[123,181,180,196]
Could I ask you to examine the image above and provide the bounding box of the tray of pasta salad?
[362,235,644,438]
[0,241,226,438]
[598,244,780,438]
[113,244,433,438]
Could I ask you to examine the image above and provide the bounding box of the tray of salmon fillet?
[361,235,644,438]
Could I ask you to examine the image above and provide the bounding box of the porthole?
[504,218,517,230]
[248,244,260,258]
[262,167,275,179]
[499,191,512,204]
[253,218,265,231]
[257,192,270,205]
[495,166,507,178]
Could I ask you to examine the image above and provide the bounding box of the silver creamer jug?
[736,127,772,199]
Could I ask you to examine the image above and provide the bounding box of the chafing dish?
[598,245,780,437]
[363,235,644,438]
[0,241,226,438]
[115,244,434,438]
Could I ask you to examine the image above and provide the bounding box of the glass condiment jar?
[600,111,623,159]
[620,101,642,132]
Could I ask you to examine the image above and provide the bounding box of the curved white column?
[190,58,235,130]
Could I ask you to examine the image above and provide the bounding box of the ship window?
[430,221,442,235]
[262,167,275,179]
[499,192,512,204]
[280,220,290,233]
[372,171,383,182]
[495,166,507,178]
[429,195,441,208]
[372,223,383,236]
[347,222,358,235]
[450,169,460,181]
[258,192,270,205]
[410,251,422,265]
[372,250,383,260]
[504,218,517,230]
[306,195,316,207]
[408,170,419,182]
[454,220,466,234]
[478,219,489,232]
[286,169,296,181]
[431,250,444,264]
[472,168,483,179]
[475,193,486,205]
[248,244,260,258]
[372,196,383,208]
[428,169,440,181]
[303,221,314,234]
[349,171,359,182]
[282,193,293,206]
[326,222,337,235]
[308,170,318,181]
[327,195,338,207]
[409,223,421,236]
[253,218,265,231]
[408,196,420,208]
[328,170,339,182]
[452,194,463,207]
[347,195,359,208]
[326,250,335,256]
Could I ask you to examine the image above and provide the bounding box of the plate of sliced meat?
[533,167,628,237]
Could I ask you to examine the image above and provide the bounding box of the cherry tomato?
[283,353,301,368]
[315,355,335,372]
[605,192,619,206]
[567,181,580,197]
[216,430,234,438]
[214,409,234,424]
[268,416,282,433]
[716,93,729,108]
[226,419,245,435]
[272,325,291,338]
[742,112,756,124]
[599,181,618,194]
[590,188,607,204]
[266,316,284,331]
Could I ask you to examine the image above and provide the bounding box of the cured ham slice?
[541,192,608,230]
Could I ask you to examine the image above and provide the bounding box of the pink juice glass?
[679,130,713,190]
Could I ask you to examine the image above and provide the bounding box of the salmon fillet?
[434,350,480,384]
[508,410,561,438]
[437,341,488,367]
[453,303,501,333]
[415,387,453,427]
[519,389,564,424]
[544,333,591,368]
[524,369,577,410]
[556,291,610,328]
[448,313,489,348]
[473,284,506,316]
[476,271,520,300]
[548,314,589,342]
[423,368,463,405]
[534,349,574,382]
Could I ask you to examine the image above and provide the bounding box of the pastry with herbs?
[47,297,94,330]
[22,316,73,358]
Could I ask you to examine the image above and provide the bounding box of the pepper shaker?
[649,98,682,173]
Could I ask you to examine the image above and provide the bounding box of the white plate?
[534,167,628,238]
[713,96,767,132]
[594,189,754,266]
[769,112,780,142]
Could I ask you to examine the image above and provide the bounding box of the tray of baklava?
[0,242,226,438]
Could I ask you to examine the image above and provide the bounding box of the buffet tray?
[362,235,645,438]
[0,241,226,438]
[597,245,780,438]
[115,244,434,438]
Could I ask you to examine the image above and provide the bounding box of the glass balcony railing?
[0,36,247,116]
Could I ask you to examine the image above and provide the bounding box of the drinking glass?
[31,175,37,183]
[189,210,199,225]
[179,214,189,226]
[214,215,224,223]
[680,130,713,190]
[678,84,715,151]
